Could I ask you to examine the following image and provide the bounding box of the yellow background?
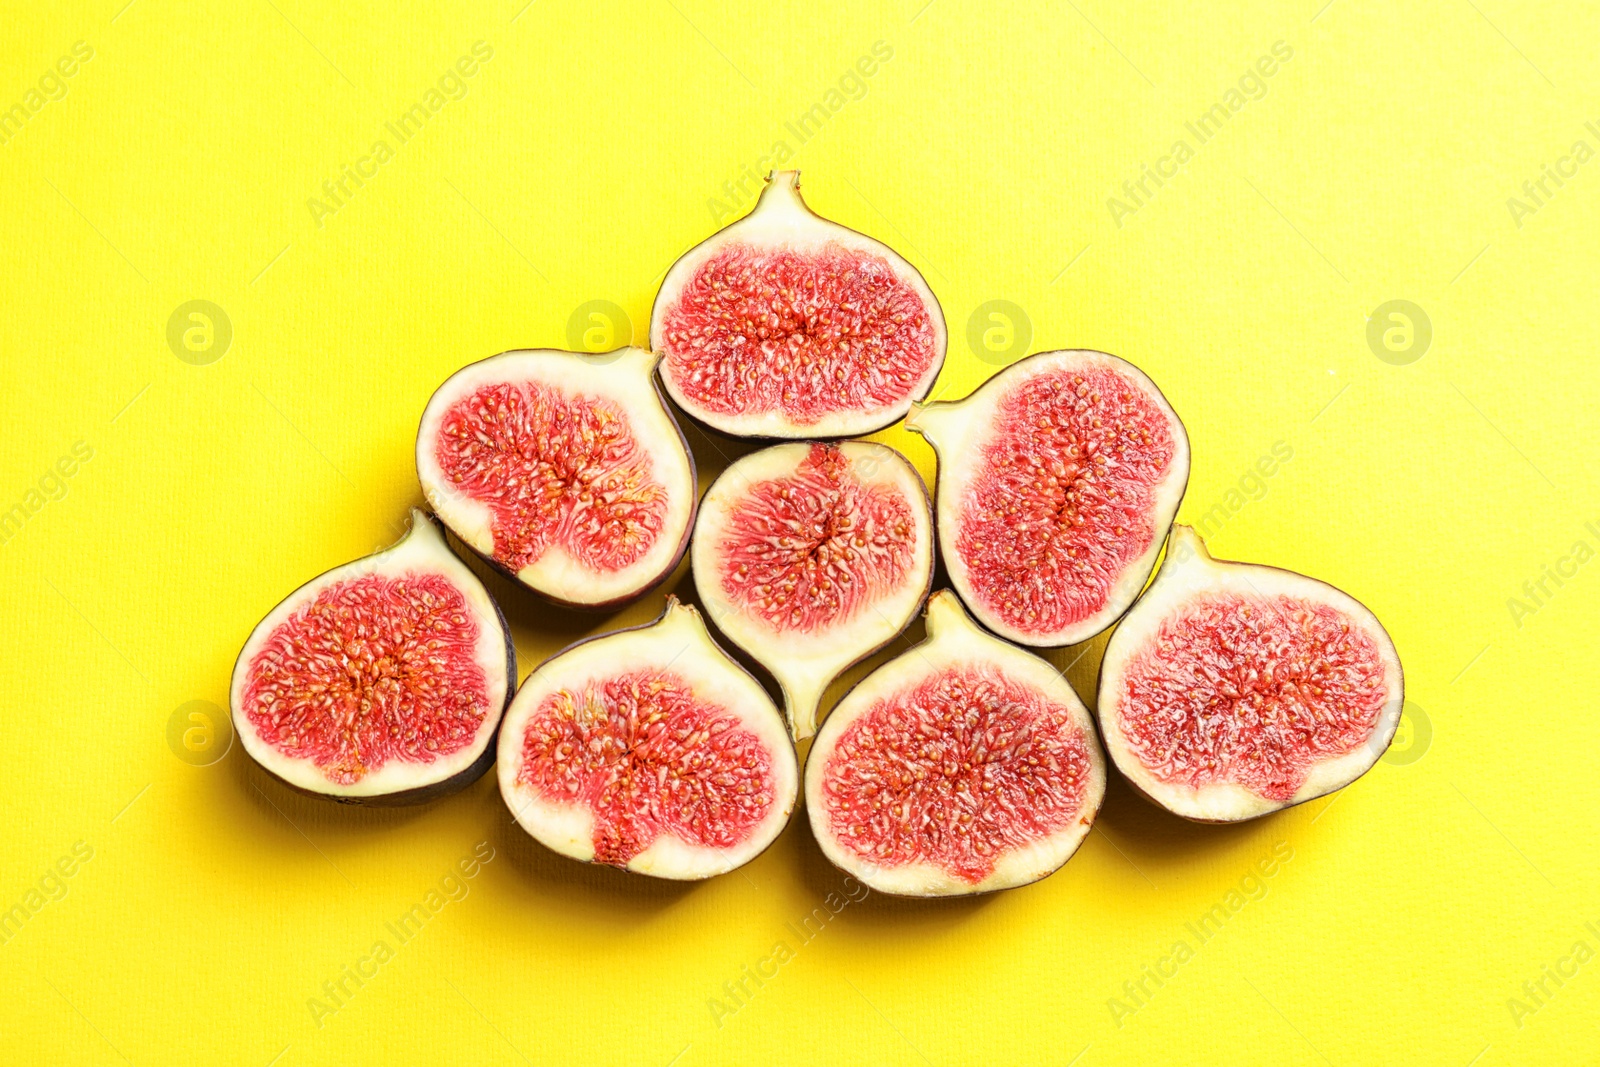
[2,1,1595,1063]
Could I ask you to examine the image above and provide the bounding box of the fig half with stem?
[416,347,696,609]
[498,597,798,880]
[651,170,946,439]
[908,349,1189,647]
[230,508,515,804]
[1097,526,1404,823]
[806,591,1107,897]
[692,441,934,740]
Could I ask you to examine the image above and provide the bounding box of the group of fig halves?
[231,172,1403,898]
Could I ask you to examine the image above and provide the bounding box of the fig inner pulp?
[517,670,779,867]
[718,442,916,632]
[819,666,1093,884]
[659,243,937,425]
[959,366,1176,637]
[434,380,670,573]
[1120,592,1389,800]
[240,573,491,785]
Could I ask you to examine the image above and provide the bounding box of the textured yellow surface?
[2,2,1596,1064]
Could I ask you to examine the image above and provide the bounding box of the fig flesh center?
[660,243,936,423]
[820,666,1092,884]
[517,670,778,866]
[434,381,669,573]
[1120,593,1388,800]
[718,443,915,633]
[959,367,1176,636]
[240,573,490,785]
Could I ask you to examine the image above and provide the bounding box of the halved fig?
[498,598,798,880]
[806,590,1107,897]
[650,170,946,439]
[908,349,1188,647]
[692,441,934,740]
[230,508,515,804]
[416,347,696,609]
[1097,526,1404,823]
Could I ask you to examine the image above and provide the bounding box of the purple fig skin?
[417,350,699,613]
[1093,548,1404,825]
[232,511,518,807]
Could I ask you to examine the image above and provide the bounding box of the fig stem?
[753,170,809,219]
[784,684,824,742]
[1163,524,1213,569]
[923,590,970,640]
[903,399,955,446]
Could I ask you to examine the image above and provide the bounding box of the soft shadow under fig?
[489,786,698,923]
[443,528,620,651]
[671,402,769,486]
[1094,772,1286,872]
[228,743,436,837]
[788,786,998,931]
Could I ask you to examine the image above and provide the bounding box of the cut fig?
[650,170,946,439]
[806,590,1107,897]
[416,347,696,609]
[498,597,798,879]
[908,349,1189,647]
[230,508,515,804]
[692,441,934,740]
[1097,526,1404,823]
